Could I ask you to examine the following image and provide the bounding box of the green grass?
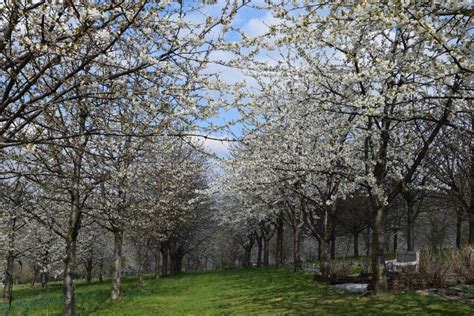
[1,268,472,315]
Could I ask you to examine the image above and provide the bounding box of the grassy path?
[1,268,472,315]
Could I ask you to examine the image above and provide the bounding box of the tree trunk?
[172,256,183,274]
[263,239,270,267]
[85,257,93,284]
[406,220,413,251]
[2,253,14,302]
[86,268,92,284]
[256,238,262,267]
[138,259,144,286]
[330,230,336,260]
[169,257,175,275]
[168,241,176,275]
[319,237,330,279]
[3,216,16,303]
[469,111,474,245]
[368,105,392,295]
[456,212,462,249]
[41,271,49,290]
[406,197,415,251]
[63,236,78,316]
[161,242,169,276]
[243,248,251,268]
[393,229,398,254]
[154,250,161,279]
[470,209,474,246]
[275,215,284,267]
[317,239,321,260]
[30,264,40,288]
[292,225,302,272]
[353,232,359,257]
[63,196,82,316]
[63,105,88,316]
[111,230,123,300]
[371,204,387,295]
[98,259,104,282]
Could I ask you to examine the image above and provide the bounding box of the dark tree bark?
[288,196,306,273]
[319,237,330,278]
[3,215,16,302]
[312,204,336,279]
[456,211,463,249]
[393,229,398,254]
[263,238,270,267]
[154,250,161,279]
[111,229,123,300]
[371,203,387,295]
[171,256,183,274]
[353,232,359,257]
[161,242,170,277]
[41,271,49,290]
[470,204,474,245]
[171,242,185,275]
[85,257,93,284]
[63,107,90,316]
[137,260,145,286]
[275,216,284,267]
[317,239,321,260]
[258,221,274,267]
[169,241,176,275]
[98,259,104,282]
[330,230,336,260]
[256,237,263,267]
[292,224,302,272]
[169,240,183,275]
[63,192,82,316]
[2,254,14,302]
[63,236,77,316]
[369,114,390,295]
[469,115,474,245]
[30,264,40,288]
[242,233,255,268]
[406,218,414,251]
[404,192,415,251]
[244,248,252,267]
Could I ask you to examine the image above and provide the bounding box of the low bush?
[419,250,451,288]
[451,246,474,285]
[329,261,352,279]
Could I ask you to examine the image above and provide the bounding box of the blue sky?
[186,1,278,157]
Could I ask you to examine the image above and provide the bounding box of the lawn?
[1,268,472,315]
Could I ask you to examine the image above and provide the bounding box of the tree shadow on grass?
[0,279,115,315]
[206,268,472,315]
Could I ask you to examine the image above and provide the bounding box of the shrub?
[419,250,451,288]
[329,261,352,279]
[451,246,474,285]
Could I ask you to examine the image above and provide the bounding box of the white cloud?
[241,11,281,37]
[205,50,247,84]
[188,135,232,157]
[202,137,232,156]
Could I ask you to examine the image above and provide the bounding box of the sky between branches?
[188,1,283,157]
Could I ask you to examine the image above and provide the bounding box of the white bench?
[385,251,420,273]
